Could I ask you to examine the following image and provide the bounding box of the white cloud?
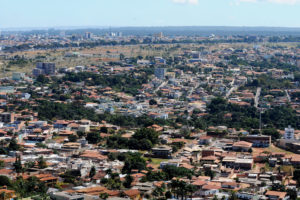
[172,0,199,5]
[238,0,300,4]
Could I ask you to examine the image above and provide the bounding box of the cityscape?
[0,0,300,200]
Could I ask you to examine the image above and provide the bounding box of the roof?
[265,191,287,199]
[192,180,206,186]
[123,189,140,198]
[202,184,221,190]
[232,141,252,148]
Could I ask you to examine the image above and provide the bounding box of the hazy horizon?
[1,0,300,29]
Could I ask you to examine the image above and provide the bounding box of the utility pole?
[259,109,262,135]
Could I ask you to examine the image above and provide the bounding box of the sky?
[0,0,300,29]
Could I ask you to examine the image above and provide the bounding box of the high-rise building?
[33,62,56,76]
[0,112,15,123]
[85,32,93,39]
[155,68,167,80]
[284,125,294,140]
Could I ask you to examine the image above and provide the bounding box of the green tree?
[123,174,133,188]
[8,138,20,151]
[13,155,22,173]
[99,192,109,200]
[0,175,11,187]
[149,99,157,105]
[89,166,96,178]
[68,134,78,142]
[38,156,47,169]
[0,161,4,169]
[133,128,159,146]
[86,132,101,144]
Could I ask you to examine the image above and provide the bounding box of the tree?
[99,193,109,200]
[100,127,108,133]
[121,153,146,174]
[13,155,22,173]
[165,191,172,199]
[123,174,133,188]
[86,132,101,144]
[38,156,47,169]
[0,175,11,187]
[204,168,215,180]
[286,188,297,200]
[213,196,219,200]
[77,131,85,138]
[36,75,49,84]
[138,139,152,150]
[133,128,159,146]
[262,128,281,140]
[68,134,77,142]
[271,183,285,192]
[0,161,4,169]
[119,53,125,61]
[24,161,35,169]
[149,99,157,105]
[8,138,19,151]
[229,191,237,200]
[89,166,96,178]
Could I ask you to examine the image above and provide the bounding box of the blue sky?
[0,0,300,28]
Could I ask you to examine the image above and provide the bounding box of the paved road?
[187,82,200,98]
[285,89,291,102]
[254,87,261,108]
[226,85,238,99]
[154,81,167,93]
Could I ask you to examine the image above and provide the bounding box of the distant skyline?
[1,0,300,29]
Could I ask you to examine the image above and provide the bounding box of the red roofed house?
[232,141,252,152]
[265,190,289,200]
[123,189,140,200]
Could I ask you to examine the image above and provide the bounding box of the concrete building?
[284,125,294,140]
[154,68,166,80]
[0,112,15,123]
[152,146,172,158]
[242,135,271,147]
[33,62,56,76]
[12,72,25,81]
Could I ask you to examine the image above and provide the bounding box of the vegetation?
[106,128,159,150]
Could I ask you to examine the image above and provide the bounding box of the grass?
[142,157,168,165]
[267,145,294,155]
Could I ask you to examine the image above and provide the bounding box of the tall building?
[155,68,167,80]
[33,62,56,76]
[284,125,294,140]
[0,112,15,123]
[85,32,93,39]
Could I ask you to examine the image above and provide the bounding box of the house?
[152,146,172,158]
[199,136,212,145]
[232,141,252,152]
[242,135,271,147]
[49,191,85,200]
[221,182,239,190]
[123,189,140,200]
[0,187,17,200]
[234,158,253,170]
[197,184,220,197]
[265,191,289,200]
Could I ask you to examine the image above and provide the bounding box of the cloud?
[238,0,300,4]
[172,0,199,5]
